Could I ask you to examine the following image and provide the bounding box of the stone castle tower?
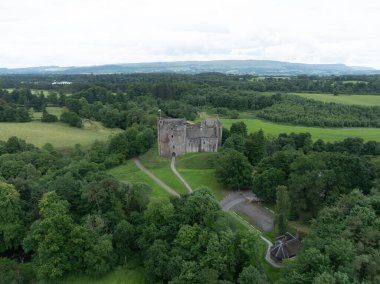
[157,118,222,157]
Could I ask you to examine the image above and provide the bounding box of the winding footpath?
[221,195,283,268]
[133,158,180,197]
[133,157,281,268]
[170,156,193,193]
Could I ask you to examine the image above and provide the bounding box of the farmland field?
[221,117,380,142]
[291,92,380,106]
[0,120,122,148]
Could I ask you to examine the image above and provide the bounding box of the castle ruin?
[157,118,222,157]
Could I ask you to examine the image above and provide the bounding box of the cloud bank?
[1,0,380,68]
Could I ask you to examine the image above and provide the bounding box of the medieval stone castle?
[157,118,222,157]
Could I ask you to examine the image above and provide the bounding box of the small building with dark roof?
[270,232,300,262]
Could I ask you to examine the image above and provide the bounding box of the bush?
[41,110,58,122]
[0,258,35,284]
[60,111,83,128]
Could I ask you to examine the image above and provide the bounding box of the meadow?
[221,117,380,142]
[291,92,380,106]
[0,120,122,148]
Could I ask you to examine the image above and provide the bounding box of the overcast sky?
[1,0,380,68]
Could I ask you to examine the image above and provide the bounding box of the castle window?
[171,135,173,138]
[173,145,175,149]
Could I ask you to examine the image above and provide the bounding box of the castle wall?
[158,118,222,157]
[158,119,187,157]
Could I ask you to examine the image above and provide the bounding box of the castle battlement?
[157,118,222,157]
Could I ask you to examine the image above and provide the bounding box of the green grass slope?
[175,152,225,200]
[139,146,189,195]
[0,120,122,148]
[221,118,380,142]
[107,160,170,199]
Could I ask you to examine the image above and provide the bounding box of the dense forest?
[2,73,380,94]
[2,73,380,128]
[1,74,380,283]
[0,135,267,283]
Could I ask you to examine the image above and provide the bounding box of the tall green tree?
[23,192,77,280]
[245,129,267,165]
[216,150,253,190]
[0,182,23,252]
[230,122,248,137]
[238,265,268,284]
[275,185,290,235]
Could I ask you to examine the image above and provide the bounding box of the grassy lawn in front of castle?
[138,146,226,198]
[139,146,189,195]
[175,152,226,200]
[107,159,170,200]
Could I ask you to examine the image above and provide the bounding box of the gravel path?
[232,201,274,232]
[133,158,180,197]
[170,156,193,193]
[221,197,246,211]
[134,158,281,268]
[220,191,282,268]
[260,236,283,268]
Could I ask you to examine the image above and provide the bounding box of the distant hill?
[0,60,378,75]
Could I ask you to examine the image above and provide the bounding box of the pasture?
[0,120,122,148]
[291,92,380,107]
[221,117,380,142]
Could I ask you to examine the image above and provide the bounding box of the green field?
[221,118,380,142]
[176,152,226,200]
[291,92,380,106]
[107,160,170,199]
[0,120,122,148]
[139,147,189,195]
